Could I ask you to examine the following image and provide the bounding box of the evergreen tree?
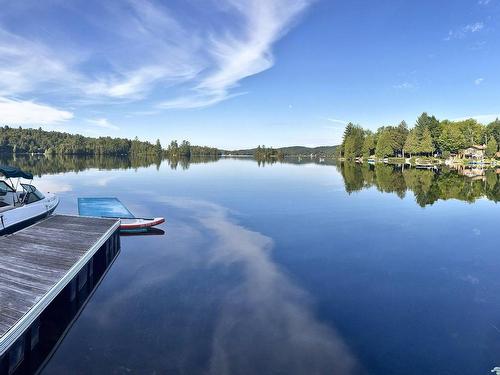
[254,145,283,160]
[362,133,375,157]
[343,136,356,160]
[419,127,434,156]
[179,140,191,157]
[457,119,483,147]
[155,139,162,154]
[341,123,364,159]
[486,137,498,158]
[375,129,396,158]
[393,121,409,156]
[341,122,356,157]
[438,121,466,153]
[167,140,179,156]
[487,118,500,145]
[415,113,438,135]
[404,129,419,157]
[352,126,365,157]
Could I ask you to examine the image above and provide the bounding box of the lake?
[4,155,500,374]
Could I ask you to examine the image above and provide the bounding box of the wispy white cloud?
[160,0,311,109]
[474,78,484,85]
[321,117,348,126]
[478,0,491,5]
[0,97,73,125]
[35,179,72,194]
[0,0,313,117]
[445,22,484,41]
[84,67,178,100]
[0,28,81,97]
[159,91,245,110]
[465,22,485,33]
[77,1,203,101]
[86,118,120,130]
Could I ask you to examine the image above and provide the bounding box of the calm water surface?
[11,157,500,374]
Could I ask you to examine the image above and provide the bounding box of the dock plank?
[0,215,119,345]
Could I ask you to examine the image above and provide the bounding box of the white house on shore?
[460,144,486,159]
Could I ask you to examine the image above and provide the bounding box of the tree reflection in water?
[0,154,221,175]
[338,162,500,206]
[4,154,499,207]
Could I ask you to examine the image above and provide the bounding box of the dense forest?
[340,113,500,159]
[0,126,220,157]
[0,125,339,160]
[0,126,161,155]
[166,140,220,158]
[254,146,285,160]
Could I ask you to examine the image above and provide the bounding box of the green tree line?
[340,113,500,159]
[0,126,221,157]
[0,126,162,155]
[254,145,285,160]
[166,140,220,157]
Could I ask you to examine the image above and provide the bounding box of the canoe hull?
[119,217,165,231]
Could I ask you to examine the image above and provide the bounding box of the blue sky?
[0,0,498,148]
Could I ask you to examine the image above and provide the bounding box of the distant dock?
[0,215,120,374]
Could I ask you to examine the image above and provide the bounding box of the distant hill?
[224,145,338,157]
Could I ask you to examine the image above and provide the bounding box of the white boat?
[0,166,59,235]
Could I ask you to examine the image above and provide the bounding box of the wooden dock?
[0,215,120,374]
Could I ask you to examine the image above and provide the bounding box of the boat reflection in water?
[120,228,165,237]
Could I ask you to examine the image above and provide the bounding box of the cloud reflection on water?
[35,178,72,193]
[163,198,359,375]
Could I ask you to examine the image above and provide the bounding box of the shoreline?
[339,156,499,168]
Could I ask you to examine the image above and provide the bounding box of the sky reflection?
[163,198,358,375]
[42,195,358,374]
[35,158,500,374]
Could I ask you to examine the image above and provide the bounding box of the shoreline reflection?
[338,162,500,206]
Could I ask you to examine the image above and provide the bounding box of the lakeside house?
[460,144,486,159]
[455,165,486,180]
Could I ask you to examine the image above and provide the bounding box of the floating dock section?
[0,215,120,375]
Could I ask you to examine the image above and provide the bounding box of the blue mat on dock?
[78,197,135,219]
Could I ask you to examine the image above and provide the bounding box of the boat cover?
[78,197,135,219]
[0,166,33,179]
